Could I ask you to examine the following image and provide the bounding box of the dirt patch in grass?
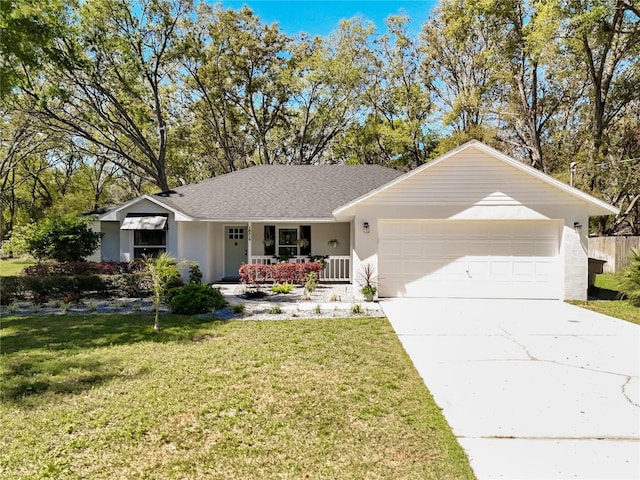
[0,315,475,480]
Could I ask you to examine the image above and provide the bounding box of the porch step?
[220,276,241,283]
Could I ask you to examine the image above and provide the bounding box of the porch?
[249,255,351,282]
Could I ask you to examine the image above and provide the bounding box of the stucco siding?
[210,223,224,282]
[99,221,120,262]
[560,218,589,301]
[178,222,211,282]
[86,221,102,262]
[309,223,350,256]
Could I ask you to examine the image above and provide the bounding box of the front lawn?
[0,314,475,480]
[573,274,640,326]
[0,258,35,276]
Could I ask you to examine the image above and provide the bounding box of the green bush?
[21,277,59,304]
[0,276,23,304]
[169,284,227,315]
[271,282,295,294]
[188,263,203,284]
[104,273,152,298]
[75,275,108,296]
[305,272,317,294]
[6,215,102,262]
[2,272,155,303]
[619,248,640,305]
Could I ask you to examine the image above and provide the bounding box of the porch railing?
[320,256,350,282]
[249,255,350,282]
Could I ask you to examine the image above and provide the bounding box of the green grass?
[0,258,35,276]
[573,274,640,326]
[0,314,475,480]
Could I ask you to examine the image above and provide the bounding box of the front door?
[224,226,248,279]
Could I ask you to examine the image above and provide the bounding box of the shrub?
[308,255,328,269]
[61,292,81,305]
[0,276,23,305]
[239,262,322,287]
[271,282,295,294]
[232,303,245,314]
[22,261,141,277]
[305,271,317,294]
[169,283,226,315]
[188,263,203,285]
[619,248,640,305]
[103,273,152,298]
[21,277,56,304]
[8,215,102,262]
[238,264,271,290]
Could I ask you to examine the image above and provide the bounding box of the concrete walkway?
[382,298,640,480]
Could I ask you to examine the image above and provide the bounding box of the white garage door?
[378,220,561,299]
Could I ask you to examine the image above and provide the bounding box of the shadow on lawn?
[1,354,147,402]
[0,314,223,355]
[1,314,224,404]
[588,286,626,301]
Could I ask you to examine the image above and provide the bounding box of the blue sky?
[217,1,440,37]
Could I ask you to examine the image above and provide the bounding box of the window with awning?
[120,214,168,258]
[120,215,167,230]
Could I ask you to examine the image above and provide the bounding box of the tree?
[333,16,436,168]
[181,6,295,172]
[286,18,377,165]
[4,214,102,261]
[421,0,499,134]
[19,0,194,191]
[423,0,572,172]
[563,0,640,159]
[562,1,640,233]
[0,0,67,98]
[0,103,57,237]
[142,252,182,331]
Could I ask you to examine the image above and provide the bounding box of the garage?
[378,220,561,299]
[333,141,620,301]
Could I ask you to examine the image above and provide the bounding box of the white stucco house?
[95,140,618,300]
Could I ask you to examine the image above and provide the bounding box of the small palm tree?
[143,252,182,331]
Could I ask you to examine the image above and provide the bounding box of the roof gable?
[99,195,193,221]
[333,141,618,217]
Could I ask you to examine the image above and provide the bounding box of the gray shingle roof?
[151,164,403,220]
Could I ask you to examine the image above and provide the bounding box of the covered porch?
[222,221,352,283]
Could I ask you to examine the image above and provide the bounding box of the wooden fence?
[588,236,640,273]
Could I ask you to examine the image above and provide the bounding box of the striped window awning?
[120,215,167,230]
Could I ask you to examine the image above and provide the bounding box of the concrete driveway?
[382,298,640,480]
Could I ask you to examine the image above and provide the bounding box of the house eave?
[175,216,341,223]
[98,195,194,221]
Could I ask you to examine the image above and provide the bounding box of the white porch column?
[247,222,252,264]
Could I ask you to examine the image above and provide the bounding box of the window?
[278,228,298,257]
[228,228,244,239]
[134,230,166,258]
